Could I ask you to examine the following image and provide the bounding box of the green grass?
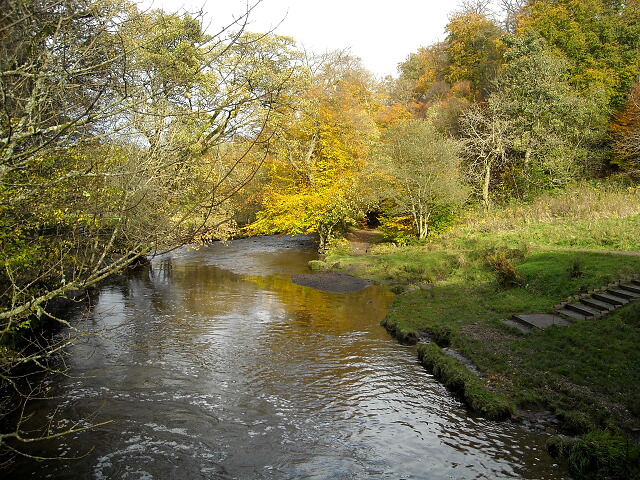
[311,246,460,287]
[417,342,513,420]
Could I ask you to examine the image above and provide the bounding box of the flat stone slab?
[512,314,570,329]
[291,273,372,293]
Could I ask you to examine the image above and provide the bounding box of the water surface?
[8,235,569,479]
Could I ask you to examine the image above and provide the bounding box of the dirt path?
[345,228,383,255]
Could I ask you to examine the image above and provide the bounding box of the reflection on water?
[8,235,569,479]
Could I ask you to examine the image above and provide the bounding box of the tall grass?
[436,179,640,252]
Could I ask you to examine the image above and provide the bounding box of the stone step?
[565,303,600,317]
[631,279,640,287]
[620,283,640,294]
[608,288,640,300]
[557,309,587,321]
[503,318,532,333]
[581,297,616,312]
[592,292,629,306]
[512,313,570,329]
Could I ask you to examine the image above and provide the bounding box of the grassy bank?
[312,181,640,478]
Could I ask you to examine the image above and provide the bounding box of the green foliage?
[569,430,640,480]
[519,0,640,110]
[377,118,468,239]
[378,215,415,245]
[487,33,609,191]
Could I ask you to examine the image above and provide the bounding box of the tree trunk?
[482,158,492,211]
[317,222,333,253]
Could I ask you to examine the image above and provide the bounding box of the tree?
[444,11,505,101]
[612,84,640,175]
[460,104,509,209]
[251,52,381,251]
[378,119,467,239]
[0,0,296,455]
[497,0,527,33]
[486,34,608,191]
[396,43,450,110]
[518,0,640,110]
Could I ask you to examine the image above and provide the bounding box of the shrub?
[428,204,460,236]
[483,245,528,288]
[547,435,576,459]
[568,256,584,279]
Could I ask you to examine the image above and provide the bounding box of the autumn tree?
[612,84,640,175]
[518,0,640,110]
[498,0,527,33]
[396,43,450,112]
[251,52,382,251]
[377,119,467,239]
[444,10,505,101]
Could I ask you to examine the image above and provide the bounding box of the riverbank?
[314,245,640,478]
[310,223,640,478]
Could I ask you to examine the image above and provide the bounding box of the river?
[7,235,569,479]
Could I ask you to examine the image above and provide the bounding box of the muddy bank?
[291,272,373,293]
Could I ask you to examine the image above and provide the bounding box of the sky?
[140,0,465,78]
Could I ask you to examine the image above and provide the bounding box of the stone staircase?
[508,276,640,331]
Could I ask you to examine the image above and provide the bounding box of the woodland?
[1,0,640,471]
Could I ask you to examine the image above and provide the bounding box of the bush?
[378,215,415,245]
[428,204,460,236]
[568,256,584,279]
[547,435,576,459]
[483,245,528,288]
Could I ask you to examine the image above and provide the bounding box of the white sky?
[141,0,464,78]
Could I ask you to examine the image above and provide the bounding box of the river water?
[7,235,569,479]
